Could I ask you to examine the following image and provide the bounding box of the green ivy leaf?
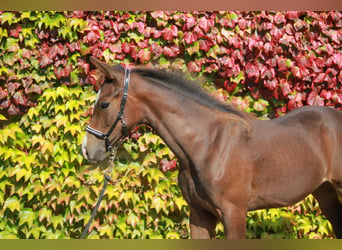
[4,196,20,213]
[77,186,90,201]
[0,12,18,25]
[51,215,63,229]
[231,71,245,84]
[31,124,42,133]
[127,211,140,227]
[0,231,17,239]
[19,209,36,228]
[56,85,70,100]
[151,197,166,214]
[98,224,113,237]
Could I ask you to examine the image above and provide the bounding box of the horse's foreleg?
[189,205,218,239]
[220,203,247,239]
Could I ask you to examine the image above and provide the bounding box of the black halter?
[86,67,131,152]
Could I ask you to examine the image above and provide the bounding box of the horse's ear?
[90,56,114,79]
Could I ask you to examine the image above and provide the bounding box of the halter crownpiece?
[86,67,131,152]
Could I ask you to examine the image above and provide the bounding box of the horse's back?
[247,106,342,210]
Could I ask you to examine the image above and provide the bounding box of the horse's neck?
[135,82,223,166]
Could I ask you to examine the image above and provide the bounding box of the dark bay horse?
[82,57,342,239]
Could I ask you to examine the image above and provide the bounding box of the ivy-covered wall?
[0,11,341,238]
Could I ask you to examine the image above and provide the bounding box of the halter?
[86,67,131,152]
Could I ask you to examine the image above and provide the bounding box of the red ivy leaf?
[295,54,312,68]
[228,36,239,49]
[280,79,292,96]
[248,38,263,51]
[1,99,11,109]
[67,41,81,52]
[288,92,304,110]
[109,43,122,53]
[132,22,145,34]
[8,104,21,116]
[187,61,201,73]
[8,82,21,95]
[245,63,259,80]
[85,30,101,44]
[332,53,342,69]
[0,88,8,100]
[54,67,63,79]
[122,42,133,54]
[264,79,278,90]
[161,25,178,41]
[263,42,273,56]
[10,24,22,38]
[138,49,151,64]
[314,72,326,84]
[260,66,275,80]
[274,13,286,25]
[13,91,27,106]
[238,19,247,30]
[57,43,68,56]
[49,45,58,59]
[270,27,284,40]
[292,66,309,79]
[198,16,211,33]
[332,91,342,104]
[87,70,100,89]
[39,55,53,68]
[320,89,332,100]
[25,84,42,95]
[152,29,162,39]
[184,16,196,30]
[161,159,177,172]
[184,32,197,44]
[307,91,324,106]
[163,45,179,57]
[286,11,301,20]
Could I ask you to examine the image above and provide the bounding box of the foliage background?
[0,11,341,238]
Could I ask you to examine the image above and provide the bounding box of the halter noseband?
[86,67,131,152]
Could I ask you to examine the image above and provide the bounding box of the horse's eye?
[100,102,110,110]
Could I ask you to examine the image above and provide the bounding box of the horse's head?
[82,57,139,163]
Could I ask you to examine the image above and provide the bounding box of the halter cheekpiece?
[86,67,131,152]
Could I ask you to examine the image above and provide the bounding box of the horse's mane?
[131,67,248,119]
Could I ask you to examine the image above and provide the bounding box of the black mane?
[132,67,246,118]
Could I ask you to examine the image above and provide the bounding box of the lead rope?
[80,143,121,239]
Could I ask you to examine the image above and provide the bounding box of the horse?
[82,56,342,239]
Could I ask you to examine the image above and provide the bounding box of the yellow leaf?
[31,124,42,133]
[0,232,17,239]
[98,224,113,237]
[31,135,45,147]
[41,141,54,155]
[151,197,166,214]
[4,196,20,212]
[50,215,64,229]
[41,88,56,102]
[175,197,188,210]
[53,115,68,128]
[56,85,69,99]
[19,209,36,228]
[46,126,58,138]
[126,212,140,227]
[27,107,39,120]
